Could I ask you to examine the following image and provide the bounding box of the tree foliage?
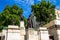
[0,4,23,27]
[31,0,56,25]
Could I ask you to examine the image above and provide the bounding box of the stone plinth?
[38,27,49,40]
[20,29,26,36]
[6,25,25,40]
[2,30,7,40]
[56,26,60,40]
[57,30,60,40]
[48,26,58,40]
[26,28,38,40]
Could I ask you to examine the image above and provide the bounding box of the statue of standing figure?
[26,17,33,29]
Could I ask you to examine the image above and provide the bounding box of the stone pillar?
[26,28,38,40]
[6,25,21,40]
[2,30,7,40]
[20,21,24,28]
[6,25,25,40]
[57,29,60,40]
[38,27,49,40]
[48,26,58,40]
[20,21,26,40]
[6,21,25,40]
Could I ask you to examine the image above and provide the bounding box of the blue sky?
[56,0,60,9]
[0,0,59,18]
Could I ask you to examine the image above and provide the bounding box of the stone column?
[48,26,58,40]
[6,25,25,40]
[26,28,38,40]
[6,21,26,40]
[20,21,26,40]
[2,30,7,40]
[6,25,21,40]
[57,29,60,40]
[38,27,49,40]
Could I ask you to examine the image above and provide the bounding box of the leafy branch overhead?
[32,0,56,24]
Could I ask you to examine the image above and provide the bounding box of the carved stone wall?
[0,26,50,40]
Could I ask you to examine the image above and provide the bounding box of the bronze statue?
[26,17,33,29]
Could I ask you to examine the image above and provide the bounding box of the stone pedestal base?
[26,28,39,40]
[57,30,60,40]
[6,25,25,40]
[38,27,49,40]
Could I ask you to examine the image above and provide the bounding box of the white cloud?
[13,0,34,5]
[51,0,56,3]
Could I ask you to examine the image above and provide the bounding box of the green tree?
[0,4,23,27]
[31,0,56,26]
